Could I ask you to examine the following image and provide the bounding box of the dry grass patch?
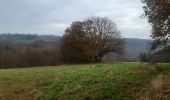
[128,70,146,75]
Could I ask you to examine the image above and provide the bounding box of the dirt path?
[137,74,170,100]
[151,74,164,89]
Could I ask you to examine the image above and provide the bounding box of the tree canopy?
[141,0,170,53]
[61,17,124,63]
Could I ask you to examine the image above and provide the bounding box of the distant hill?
[0,33,61,44]
[0,33,152,61]
[124,38,152,60]
[103,38,152,62]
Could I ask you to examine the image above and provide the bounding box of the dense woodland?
[0,34,61,68]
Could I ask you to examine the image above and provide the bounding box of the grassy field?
[0,63,170,100]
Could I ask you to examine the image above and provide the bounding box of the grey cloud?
[0,0,151,38]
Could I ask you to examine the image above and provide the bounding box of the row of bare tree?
[0,41,61,68]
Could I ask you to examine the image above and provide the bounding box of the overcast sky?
[0,0,151,39]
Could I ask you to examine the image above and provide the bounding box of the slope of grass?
[0,63,169,100]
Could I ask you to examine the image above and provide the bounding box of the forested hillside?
[0,34,150,57]
[0,33,151,68]
[0,33,60,44]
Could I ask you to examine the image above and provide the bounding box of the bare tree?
[61,17,124,63]
[83,17,124,62]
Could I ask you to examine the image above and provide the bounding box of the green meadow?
[0,63,170,100]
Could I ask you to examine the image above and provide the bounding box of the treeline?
[0,33,59,44]
[0,39,60,68]
[139,52,170,63]
[0,39,61,68]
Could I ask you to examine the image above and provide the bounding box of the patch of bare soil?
[136,74,170,100]
[151,74,164,89]
[0,82,43,100]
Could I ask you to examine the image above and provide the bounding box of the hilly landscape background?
[0,33,151,61]
[124,38,151,60]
